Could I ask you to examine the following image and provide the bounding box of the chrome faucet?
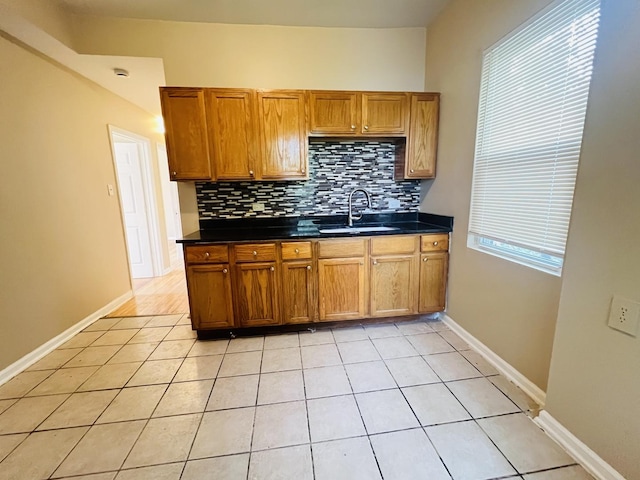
[347,188,372,227]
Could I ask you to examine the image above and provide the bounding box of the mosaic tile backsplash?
[196,140,421,219]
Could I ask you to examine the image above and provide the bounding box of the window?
[467,0,601,275]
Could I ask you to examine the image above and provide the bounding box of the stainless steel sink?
[318,226,400,234]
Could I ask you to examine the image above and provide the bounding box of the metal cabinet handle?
[204,252,210,258]
[423,257,428,262]
[433,241,439,246]
[270,266,275,272]
[171,171,177,176]
[373,260,378,265]
[306,265,312,270]
[301,168,306,174]
[410,169,415,173]
[252,251,258,256]
[249,170,254,176]
[364,125,369,130]
[351,125,356,129]
[294,249,299,254]
[222,268,228,274]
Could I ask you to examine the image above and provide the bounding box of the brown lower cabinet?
[183,233,449,332]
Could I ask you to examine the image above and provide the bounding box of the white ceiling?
[57,0,449,28]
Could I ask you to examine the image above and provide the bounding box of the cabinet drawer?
[234,243,277,262]
[185,245,229,264]
[281,242,312,260]
[318,238,367,258]
[420,234,449,252]
[371,235,417,255]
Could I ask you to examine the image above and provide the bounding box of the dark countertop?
[178,212,453,244]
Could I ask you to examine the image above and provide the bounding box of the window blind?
[468,0,600,274]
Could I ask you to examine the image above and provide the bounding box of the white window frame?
[467,0,601,276]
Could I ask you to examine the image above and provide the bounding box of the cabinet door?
[282,261,316,324]
[370,255,416,317]
[318,258,365,321]
[418,252,448,313]
[406,93,440,178]
[361,93,409,135]
[235,262,280,327]
[186,264,234,329]
[206,89,259,180]
[308,91,358,135]
[160,88,212,181]
[258,91,308,180]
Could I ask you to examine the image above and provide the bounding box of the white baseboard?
[440,313,547,406]
[535,411,626,480]
[0,290,133,386]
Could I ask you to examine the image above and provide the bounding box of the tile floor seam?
[245,346,265,479]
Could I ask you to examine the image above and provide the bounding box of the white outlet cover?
[607,295,640,337]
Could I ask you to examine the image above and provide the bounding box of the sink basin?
[318,226,400,234]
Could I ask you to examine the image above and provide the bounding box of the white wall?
[544,1,640,478]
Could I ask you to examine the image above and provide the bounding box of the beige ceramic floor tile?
[0,433,27,462]
[53,421,146,477]
[355,389,419,434]
[260,347,302,373]
[96,385,167,423]
[301,344,341,368]
[144,314,183,328]
[0,394,68,434]
[112,317,152,330]
[176,314,191,325]
[523,465,594,480]
[59,472,117,480]
[263,333,299,350]
[298,330,334,346]
[0,399,15,415]
[402,383,471,426]
[115,462,184,480]
[331,326,369,343]
[312,437,382,480]
[218,351,262,377]
[395,320,434,335]
[365,323,402,339]
[427,320,450,332]
[424,352,482,381]
[59,332,105,349]
[26,366,99,396]
[206,375,259,411]
[91,329,139,346]
[438,329,470,350]
[447,377,520,418]
[187,339,228,357]
[258,370,305,405]
[249,444,313,480]
[126,359,183,386]
[344,361,396,393]
[148,340,195,360]
[107,343,158,364]
[0,370,54,399]
[337,340,381,364]
[127,327,172,344]
[27,348,83,371]
[173,355,223,382]
[63,345,122,368]
[372,336,419,359]
[384,356,440,387]
[77,362,142,391]
[84,317,121,332]
[460,350,500,376]
[307,395,366,442]
[227,336,265,353]
[252,401,309,450]
[406,333,455,355]
[164,325,198,341]
[370,428,451,480]
[478,414,575,474]
[123,413,201,468]
[38,390,118,429]
[303,365,352,399]
[153,379,214,417]
[0,427,88,480]
[490,376,540,413]
[182,454,249,480]
[189,407,255,459]
[426,420,516,480]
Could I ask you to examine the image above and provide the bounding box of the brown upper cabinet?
[404,93,440,179]
[160,88,212,181]
[308,91,409,136]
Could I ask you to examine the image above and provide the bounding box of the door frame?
[108,125,166,279]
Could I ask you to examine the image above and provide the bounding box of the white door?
[114,142,155,278]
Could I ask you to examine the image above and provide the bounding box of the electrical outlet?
[607,295,640,337]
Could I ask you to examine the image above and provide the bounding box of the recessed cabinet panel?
[361,93,408,135]
[419,252,448,313]
[406,93,440,178]
[308,91,358,134]
[187,264,234,329]
[160,88,212,180]
[235,262,280,327]
[282,261,316,324]
[258,91,308,179]
[370,255,416,317]
[207,90,258,180]
[318,258,366,321]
